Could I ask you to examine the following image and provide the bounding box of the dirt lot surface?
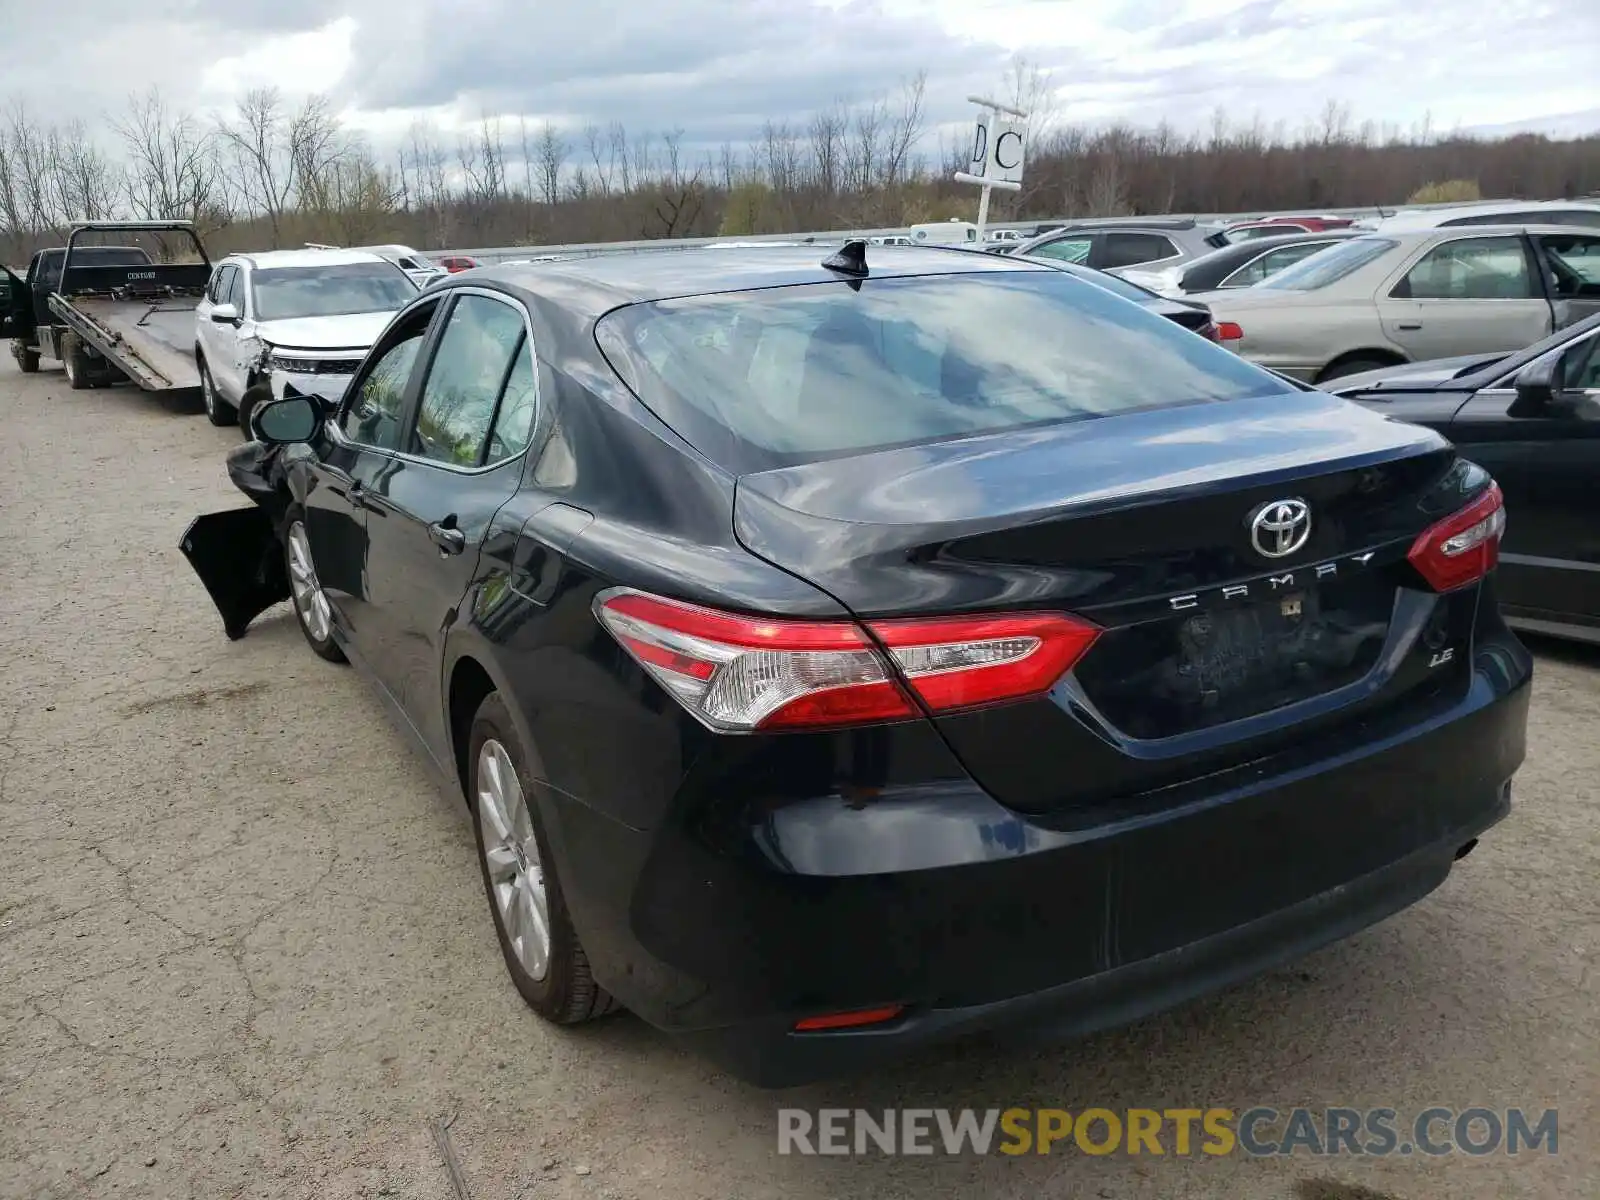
[1,356,1596,1200]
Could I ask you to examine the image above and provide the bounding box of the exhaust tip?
[1454,838,1479,861]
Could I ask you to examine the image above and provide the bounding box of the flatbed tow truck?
[2,219,211,398]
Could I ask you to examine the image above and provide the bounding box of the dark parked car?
[182,243,1529,1086]
[1007,253,1225,339]
[1330,312,1600,644]
[1131,230,1362,296]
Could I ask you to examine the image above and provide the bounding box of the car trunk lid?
[733,390,1470,814]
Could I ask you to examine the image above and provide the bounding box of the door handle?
[1397,321,1423,330]
[346,480,367,510]
[428,518,466,555]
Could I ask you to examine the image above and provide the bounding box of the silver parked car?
[1194,224,1600,383]
[1008,218,1229,279]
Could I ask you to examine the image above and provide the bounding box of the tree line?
[2,63,1598,263]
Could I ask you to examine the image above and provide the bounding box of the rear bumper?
[544,630,1531,1087]
[688,806,1504,1086]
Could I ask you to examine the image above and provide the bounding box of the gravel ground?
[0,355,1596,1200]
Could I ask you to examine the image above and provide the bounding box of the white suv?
[194,248,418,432]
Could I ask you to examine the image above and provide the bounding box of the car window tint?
[209,265,234,303]
[1402,236,1535,300]
[411,294,525,467]
[598,272,1296,473]
[341,332,424,450]
[1101,233,1177,268]
[225,268,246,311]
[1029,236,1093,264]
[486,337,538,463]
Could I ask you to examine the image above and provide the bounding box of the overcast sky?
[5,0,1597,155]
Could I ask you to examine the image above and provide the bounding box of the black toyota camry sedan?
[182,242,1531,1086]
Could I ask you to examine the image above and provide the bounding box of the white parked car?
[352,243,449,287]
[194,248,418,432]
[1376,201,1600,233]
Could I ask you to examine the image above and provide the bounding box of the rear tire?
[282,507,346,664]
[1317,356,1397,384]
[198,357,237,426]
[468,691,618,1025]
[61,332,92,390]
[10,341,39,373]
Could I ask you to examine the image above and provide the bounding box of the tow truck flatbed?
[7,220,211,395]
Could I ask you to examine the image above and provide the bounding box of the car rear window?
[1256,237,1397,291]
[596,271,1296,472]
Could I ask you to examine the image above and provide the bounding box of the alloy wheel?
[285,521,332,643]
[476,738,551,981]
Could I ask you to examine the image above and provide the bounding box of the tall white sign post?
[954,95,1028,240]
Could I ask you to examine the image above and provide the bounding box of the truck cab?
[7,244,155,373]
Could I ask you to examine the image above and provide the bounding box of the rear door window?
[1395,236,1537,299]
[597,271,1296,473]
[1100,232,1179,268]
[1028,235,1094,265]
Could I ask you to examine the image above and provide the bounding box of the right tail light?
[1406,483,1505,592]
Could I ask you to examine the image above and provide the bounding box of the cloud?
[0,0,1593,161]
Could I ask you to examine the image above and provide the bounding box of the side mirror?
[210,302,239,324]
[252,393,322,445]
[1508,356,1558,417]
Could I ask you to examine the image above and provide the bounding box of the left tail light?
[1407,483,1505,592]
[594,588,1100,732]
[1216,320,1244,346]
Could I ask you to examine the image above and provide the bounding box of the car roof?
[464,243,1051,320]
[1378,201,1600,230]
[1369,223,1595,242]
[1208,230,1361,253]
[228,248,394,270]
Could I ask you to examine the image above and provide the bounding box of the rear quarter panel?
[1205,296,1399,378]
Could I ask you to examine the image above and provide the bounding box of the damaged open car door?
[179,506,290,640]
[1,264,33,340]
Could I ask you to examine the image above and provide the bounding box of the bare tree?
[630,129,654,188]
[762,120,800,193]
[1,103,60,239]
[880,71,928,188]
[50,121,118,223]
[846,98,888,192]
[288,95,347,216]
[535,122,566,206]
[807,103,846,196]
[113,88,229,230]
[458,113,507,206]
[582,123,611,196]
[216,88,296,246]
[608,122,632,193]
